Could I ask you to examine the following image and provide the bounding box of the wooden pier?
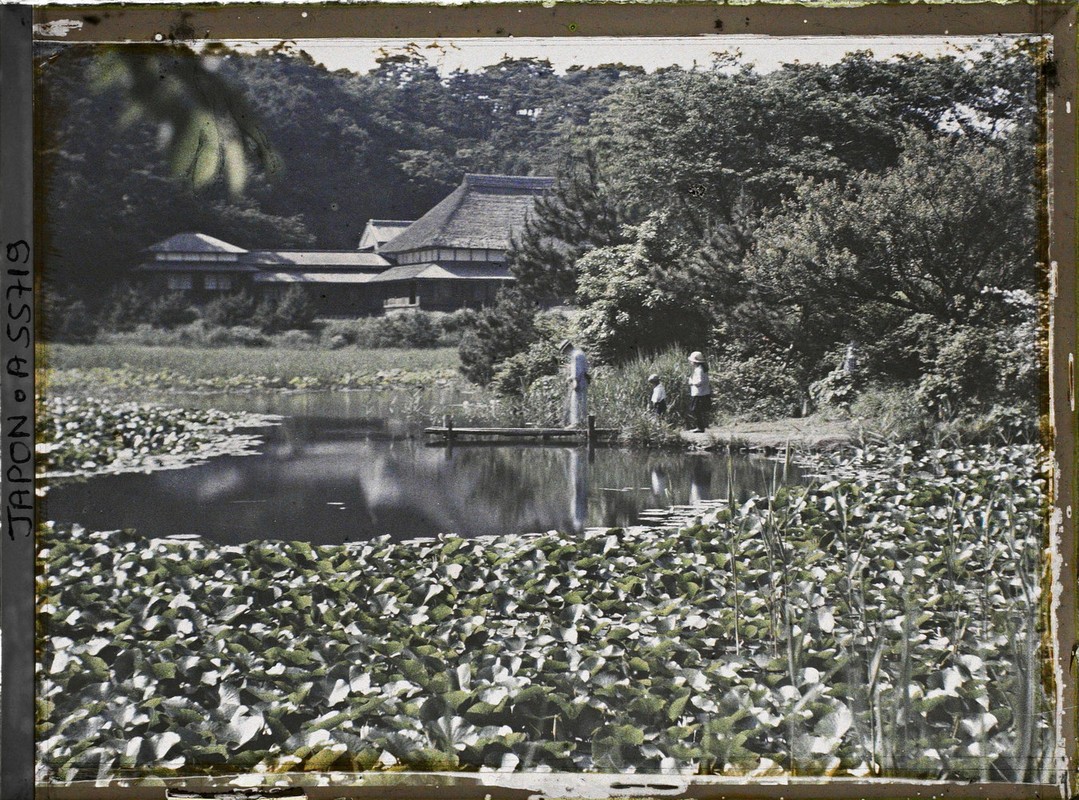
[425,415,619,443]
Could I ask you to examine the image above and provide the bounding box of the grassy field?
[41,344,463,394]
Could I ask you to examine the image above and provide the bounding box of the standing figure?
[687,350,712,433]
[560,339,590,427]
[647,373,667,415]
[842,341,858,375]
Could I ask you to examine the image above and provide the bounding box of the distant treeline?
[37,43,632,294]
[38,42,1043,421]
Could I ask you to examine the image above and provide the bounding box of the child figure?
[648,373,667,415]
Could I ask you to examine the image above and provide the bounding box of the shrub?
[850,384,930,442]
[203,290,257,327]
[489,312,572,396]
[43,295,97,344]
[98,284,159,332]
[147,292,199,329]
[711,349,808,420]
[459,288,539,386]
[808,346,863,413]
[434,308,479,346]
[271,286,318,332]
[275,329,318,349]
[320,313,449,349]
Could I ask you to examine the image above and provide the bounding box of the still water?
[44,392,805,544]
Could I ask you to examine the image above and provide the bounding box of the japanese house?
[135,173,554,317]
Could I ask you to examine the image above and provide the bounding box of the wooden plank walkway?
[424,426,620,439]
[425,415,620,442]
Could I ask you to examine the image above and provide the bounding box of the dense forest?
[38,40,1043,422]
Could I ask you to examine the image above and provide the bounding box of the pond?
[43,391,806,545]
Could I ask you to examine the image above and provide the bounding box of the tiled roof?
[252,271,378,284]
[148,233,247,254]
[134,261,261,273]
[379,174,554,255]
[368,263,513,283]
[359,220,416,252]
[245,250,390,269]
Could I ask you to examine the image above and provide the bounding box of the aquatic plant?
[36,443,1052,783]
[37,396,270,478]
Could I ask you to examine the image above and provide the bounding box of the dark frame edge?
[23,3,1079,799]
[1048,3,1079,798]
[2,5,37,800]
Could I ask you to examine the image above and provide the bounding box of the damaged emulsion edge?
[21,2,1079,799]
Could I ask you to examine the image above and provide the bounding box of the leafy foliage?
[458,289,540,386]
[38,443,1052,781]
[37,396,268,477]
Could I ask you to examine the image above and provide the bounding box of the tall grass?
[42,344,463,395]
[47,343,460,376]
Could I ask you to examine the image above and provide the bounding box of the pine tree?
[508,150,633,304]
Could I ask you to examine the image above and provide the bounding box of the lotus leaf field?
[36,442,1054,784]
[37,396,274,478]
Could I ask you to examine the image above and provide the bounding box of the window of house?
[167,273,193,290]
[204,275,232,291]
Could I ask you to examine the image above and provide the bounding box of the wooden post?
[587,415,596,442]
[444,414,454,440]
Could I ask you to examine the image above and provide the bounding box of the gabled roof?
[358,220,416,252]
[368,263,513,283]
[379,174,554,255]
[245,250,390,269]
[148,233,247,254]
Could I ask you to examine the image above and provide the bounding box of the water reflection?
[44,391,804,544]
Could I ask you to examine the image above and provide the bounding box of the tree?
[575,214,718,363]
[508,151,633,304]
[458,288,539,386]
[90,43,280,196]
[203,289,257,327]
[256,286,318,333]
[734,128,1037,387]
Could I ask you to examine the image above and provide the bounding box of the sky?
[228,34,1007,76]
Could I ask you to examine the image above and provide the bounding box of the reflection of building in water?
[568,447,588,533]
[688,458,713,506]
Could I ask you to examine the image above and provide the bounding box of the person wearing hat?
[559,339,590,427]
[687,351,712,433]
[647,373,667,415]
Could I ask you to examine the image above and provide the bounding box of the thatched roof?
[379,174,554,255]
[148,233,247,254]
[358,220,416,252]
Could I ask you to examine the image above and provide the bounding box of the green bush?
[98,284,159,332]
[850,383,930,442]
[203,290,257,327]
[97,322,271,348]
[321,312,448,349]
[147,291,199,329]
[489,312,573,396]
[43,295,97,344]
[459,288,539,386]
[711,349,808,420]
[575,215,715,364]
[434,309,479,346]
